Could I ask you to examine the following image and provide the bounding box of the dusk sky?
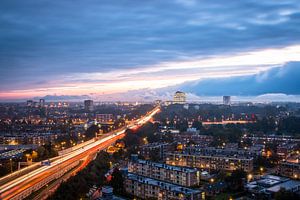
[1,0,300,100]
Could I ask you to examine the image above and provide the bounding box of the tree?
[225,169,246,192]
[123,131,141,147]
[112,149,124,161]
[275,188,299,200]
[110,168,124,195]
[192,120,202,130]
[0,162,10,177]
[48,151,111,200]
[35,144,58,161]
[175,120,189,132]
[278,116,300,134]
[85,124,100,138]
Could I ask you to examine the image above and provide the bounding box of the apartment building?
[140,142,173,160]
[128,158,200,187]
[278,161,300,179]
[173,131,213,146]
[165,152,253,172]
[277,143,298,158]
[184,145,263,158]
[125,173,202,200]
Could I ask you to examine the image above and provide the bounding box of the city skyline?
[1,2,300,199]
[1,0,300,101]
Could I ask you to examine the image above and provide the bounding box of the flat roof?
[133,159,197,173]
[127,173,201,195]
[165,152,253,160]
[257,179,280,187]
[267,180,300,193]
[262,175,289,182]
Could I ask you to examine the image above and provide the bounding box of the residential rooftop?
[267,180,300,193]
[127,173,201,195]
[132,159,198,173]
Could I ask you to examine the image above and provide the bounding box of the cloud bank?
[1,0,300,100]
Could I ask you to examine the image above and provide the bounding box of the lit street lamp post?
[9,158,13,173]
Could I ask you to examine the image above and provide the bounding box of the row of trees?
[157,104,300,135]
[35,143,58,161]
[48,151,111,200]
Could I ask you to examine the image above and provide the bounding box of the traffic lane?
[2,133,125,200]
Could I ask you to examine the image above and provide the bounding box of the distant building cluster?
[27,99,46,107]
[158,92,234,106]
[26,99,70,108]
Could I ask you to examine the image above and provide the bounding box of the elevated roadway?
[0,107,160,200]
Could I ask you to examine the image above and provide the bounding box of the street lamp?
[9,158,13,173]
[247,174,253,182]
[260,167,264,177]
[260,167,264,172]
[61,141,66,149]
[294,174,298,179]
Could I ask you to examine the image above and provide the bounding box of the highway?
[0,107,160,200]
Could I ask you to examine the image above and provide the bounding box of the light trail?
[0,107,160,200]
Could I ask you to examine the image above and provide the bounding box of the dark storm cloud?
[179,62,300,95]
[0,0,300,92]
